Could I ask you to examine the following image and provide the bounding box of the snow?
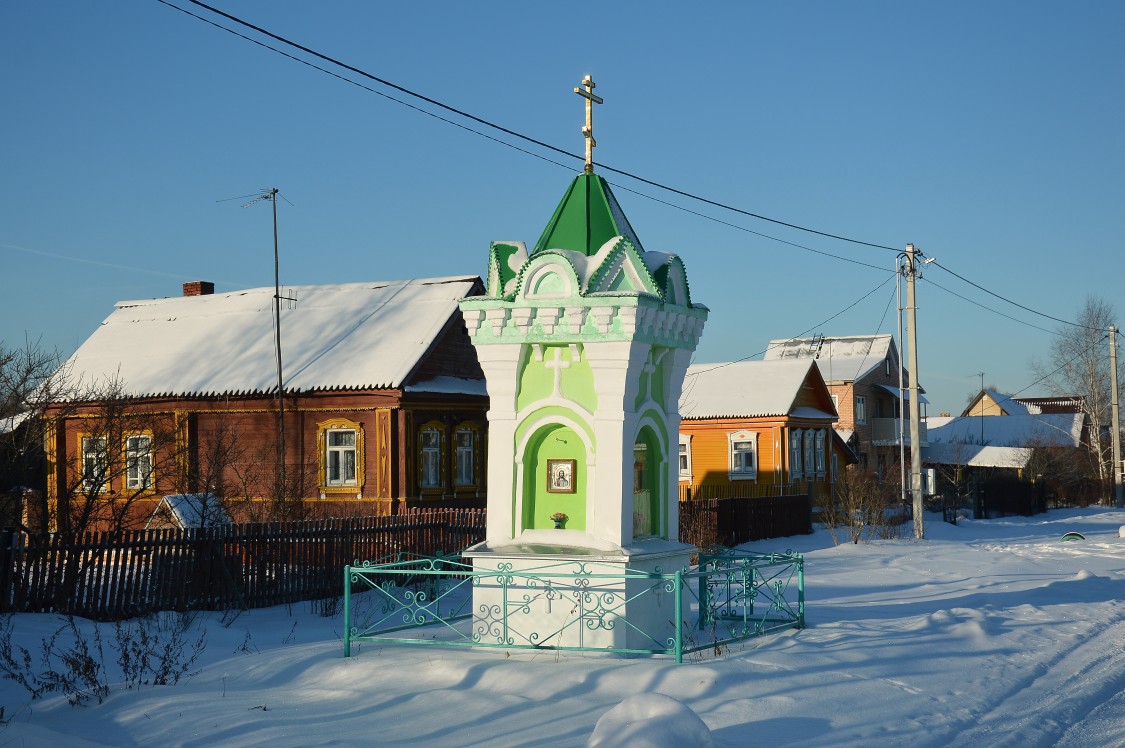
[763,334,895,383]
[681,359,825,419]
[3,507,1125,747]
[927,413,1084,448]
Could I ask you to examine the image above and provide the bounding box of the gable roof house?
[924,405,1089,510]
[763,334,927,473]
[678,359,853,503]
[43,276,489,533]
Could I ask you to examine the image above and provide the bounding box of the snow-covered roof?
[60,276,482,398]
[876,384,929,404]
[405,376,488,396]
[763,334,897,383]
[924,443,1033,469]
[926,413,1084,448]
[680,359,835,420]
[0,411,31,435]
[147,493,231,529]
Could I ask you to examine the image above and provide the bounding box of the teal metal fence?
[343,549,803,662]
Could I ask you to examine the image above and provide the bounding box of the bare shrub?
[818,466,904,545]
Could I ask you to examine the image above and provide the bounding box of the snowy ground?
[2,507,1124,747]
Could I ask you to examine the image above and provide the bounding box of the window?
[420,427,442,489]
[316,418,365,495]
[81,436,108,492]
[454,427,474,486]
[803,429,814,478]
[125,435,153,491]
[831,451,839,483]
[326,429,357,486]
[728,430,757,480]
[789,429,803,479]
[831,393,839,412]
[814,429,826,476]
[678,434,692,481]
[855,395,868,425]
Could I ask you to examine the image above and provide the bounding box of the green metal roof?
[532,172,643,256]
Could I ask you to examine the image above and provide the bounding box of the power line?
[161,0,902,254]
[687,275,896,377]
[920,276,1061,336]
[610,182,896,272]
[1008,333,1108,399]
[929,260,1098,332]
[157,0,1103,337]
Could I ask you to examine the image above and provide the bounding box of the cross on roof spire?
[574,75,603,173]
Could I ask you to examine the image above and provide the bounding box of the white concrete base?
[464,533,695,653]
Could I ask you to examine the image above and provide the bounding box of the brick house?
[763,334,927,473]
[42,276,489,531]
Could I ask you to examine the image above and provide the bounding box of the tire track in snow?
[936,613,1125,747]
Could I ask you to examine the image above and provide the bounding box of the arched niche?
[520,422,588,532]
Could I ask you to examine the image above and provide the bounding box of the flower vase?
[553,519,564,529]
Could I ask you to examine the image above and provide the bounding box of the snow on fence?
[0,509,486,619]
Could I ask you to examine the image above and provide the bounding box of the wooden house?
[763,334,927,474]
[678,359,852,501]
[43,276,489,532]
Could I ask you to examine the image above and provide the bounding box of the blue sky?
[2,1,1122,415]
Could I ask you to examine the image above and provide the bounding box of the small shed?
[146,493,231,530]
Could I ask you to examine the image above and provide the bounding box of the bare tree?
[44,376,186,537]
[0,339,65,527]
[1030,296,1122,500]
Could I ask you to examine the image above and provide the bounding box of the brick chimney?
[183,281,215,297]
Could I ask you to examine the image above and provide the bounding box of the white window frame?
[81,435,109,493]
[728,430,758,480]
[454,427,475,487]
[678,434,692,481]
[125,434,153,491]
[855,395,868,425]
[325,428,358,487]
[803,429,815,479]
[831,393,839,412]
[420,427,442,489]
[789,429,803,479]
[814,429,826,477]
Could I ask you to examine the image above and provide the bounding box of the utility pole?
[904,244,926,539]
[243,188,286,508]
[978,371,985,444]
[1110,325,1122,508]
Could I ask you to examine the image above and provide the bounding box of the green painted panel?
[516,345,597,414]
[632,427,664,538]
[651,353,667,410]
[560,347,597,413]
[516,346,552,411]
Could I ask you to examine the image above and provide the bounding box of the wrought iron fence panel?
[344,549,804,662]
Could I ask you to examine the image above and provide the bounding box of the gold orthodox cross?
[574,75,603,173]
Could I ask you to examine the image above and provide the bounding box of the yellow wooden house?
[678,359,854,500]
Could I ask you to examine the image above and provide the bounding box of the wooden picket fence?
[0,495,812,620]
[679,491,813,549]
[0,509,485,620]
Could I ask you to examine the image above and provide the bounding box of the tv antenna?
[241,187,296,506]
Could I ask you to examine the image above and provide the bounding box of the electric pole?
[904,244,925,539]
[1110,324,1122,508]
[243,188,286,508]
